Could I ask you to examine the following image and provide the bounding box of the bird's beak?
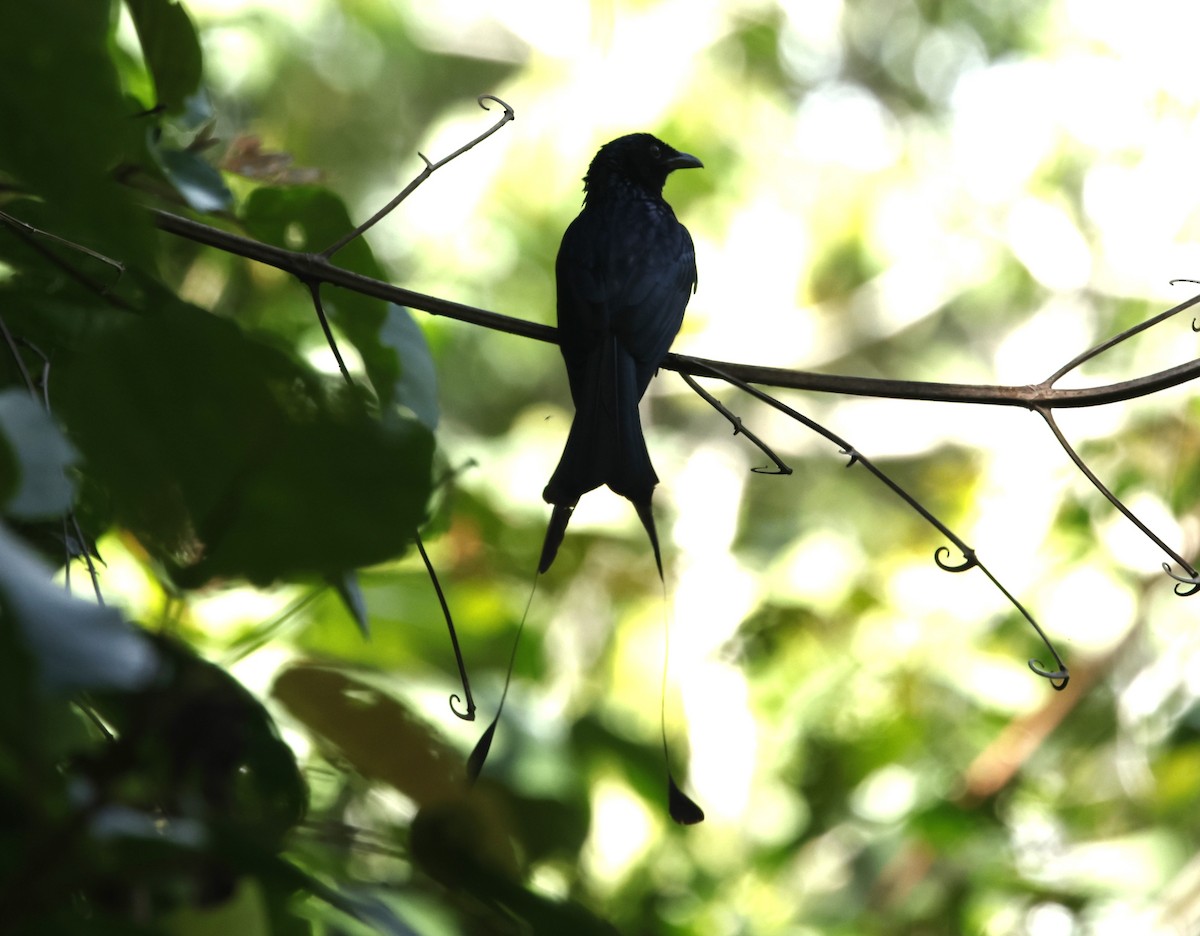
[664,152,703,171]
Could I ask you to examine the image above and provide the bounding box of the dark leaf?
[124,0,204,113]
[0,390,76,520]
[272,664,462,804]
[242,188,438,423]
[54,304,434,585]
[155,144,234,213]
[0,0,155,270]
[0,524,157,695]
[380,304,439,430]
[92,634,307,841]
[329,571,369,638]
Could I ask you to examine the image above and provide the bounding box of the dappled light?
[5,0,1200,933]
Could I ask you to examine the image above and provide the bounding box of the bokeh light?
[104,0,1200,931]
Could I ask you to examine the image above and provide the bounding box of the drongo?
[539,133,702,574]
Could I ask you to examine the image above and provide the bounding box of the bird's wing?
[611,207,696,394]
[554,210,612,404]
[555,198,695,399]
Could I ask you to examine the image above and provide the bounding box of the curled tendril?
[1164,282,1200,330]
[1164,562,1200,596]
[672,355,1071,695]
[934,546,978,573]
[477,93,515,119]
[1027,659,1070,691]
[320,93,515,259]
[677,369,792,475]
[449,693,473,720]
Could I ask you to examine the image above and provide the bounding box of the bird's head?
[583,133,703,198]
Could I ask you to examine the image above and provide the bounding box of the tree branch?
[152,209,1200,410]
[319,95,514,260]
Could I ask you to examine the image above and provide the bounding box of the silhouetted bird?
[539,133,702,574]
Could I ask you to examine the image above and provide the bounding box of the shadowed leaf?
[273,664,462,804]
[125,0,204,114]
[330,571,369,638]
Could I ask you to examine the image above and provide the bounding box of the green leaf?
[54,303,434,585]
[155,144,234,213]
[380,304,439,430]
[0,523,158,695]
[124,0,204,114]
[242,187,439,425]
[0,0,155,271]
[0,390,76,520]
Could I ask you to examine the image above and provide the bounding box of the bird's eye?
[649,143,661,158]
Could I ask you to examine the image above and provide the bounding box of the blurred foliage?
[4,0,1200,934]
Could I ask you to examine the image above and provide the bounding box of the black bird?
[539,133,702,575]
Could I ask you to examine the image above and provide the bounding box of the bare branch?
[678,371,792,475]
[0,209,126,286]
[0,210,133,308]
[1045,286,1200,386]
[1036,407,1199,587]
[152,209,1200,411]
[320,95,515,259]
[415,534,475,721]
[691,361,1069,689]
[304,281,352,382]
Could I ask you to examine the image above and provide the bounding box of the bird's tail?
[541,340,661,572]
[539,498,661,577]
[538,503,573,574]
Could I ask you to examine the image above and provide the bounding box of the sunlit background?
[108,0,1200,932]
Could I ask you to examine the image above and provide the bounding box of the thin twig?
[0,210,126,283]
[22,340,52,410]
[1045,285,1200,385]
[320,95,515,259]
[33,348,105,604]
[1037,407,1199,592]
[302,150,477,720]
[63,500,105,606]
[679,371,792,475]
[0,314,36,400]
[0,210,130,304]
[696,360,1069,688]
[304,281,352,382]
[0,323,105,601]
[222,588,323,665]
[416,535,474,721]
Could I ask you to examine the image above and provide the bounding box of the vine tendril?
[934,546,978,573]
[1164,562,1200,597]
[321,94,515,258]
